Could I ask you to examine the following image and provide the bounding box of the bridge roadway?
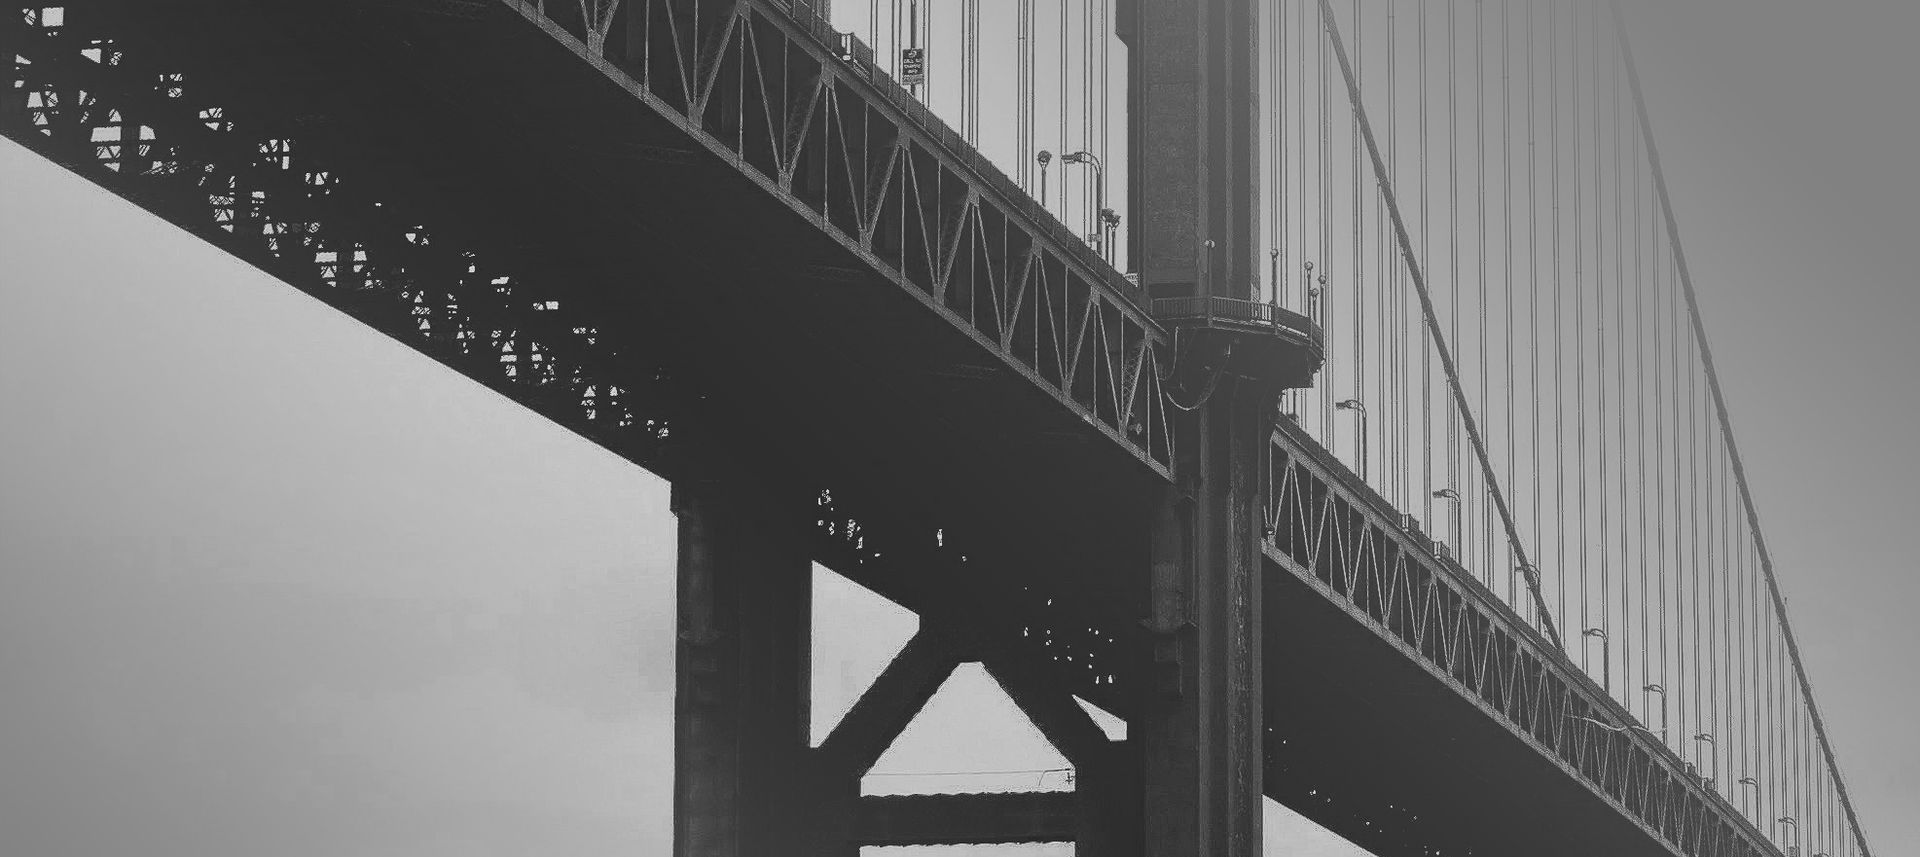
[0,2,1784,855]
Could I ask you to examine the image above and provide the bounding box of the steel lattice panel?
[0,0,1148,730]
[1263,420,1783,857]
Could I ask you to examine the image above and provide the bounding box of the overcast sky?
[1,2,1915,855]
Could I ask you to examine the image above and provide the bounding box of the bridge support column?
[672,481,813,857]
[1143,379,1270,857]
[1129,0,1272,851]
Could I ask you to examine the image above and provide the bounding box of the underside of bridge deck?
[0,3,1780,856]
[13,0,1170,691]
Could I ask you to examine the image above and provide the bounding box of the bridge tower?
[669,2,1296,856]
[1126,1,1274,857]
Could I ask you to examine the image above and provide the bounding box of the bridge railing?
[792,0,1131,274]
[521,0,1177,474]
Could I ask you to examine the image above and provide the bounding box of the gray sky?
[1,1,1915,855]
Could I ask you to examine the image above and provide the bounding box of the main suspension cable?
[1608,6,1874,851]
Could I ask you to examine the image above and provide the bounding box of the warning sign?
[901,48,926,86]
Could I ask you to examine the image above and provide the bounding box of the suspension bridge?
[0,1,1877,855]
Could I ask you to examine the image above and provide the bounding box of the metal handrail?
[1150,296,1322,342]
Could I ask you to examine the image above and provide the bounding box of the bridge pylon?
[1131,0,1279,855]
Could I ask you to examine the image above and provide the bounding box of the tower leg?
[672,481,812,857]
[1143,382,1269,857]
[1129,0,1271,845]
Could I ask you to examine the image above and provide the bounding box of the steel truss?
[1,7,1145,848]
[0,0,1141,717]
[537,0,1176,472]
[1267,419,1786,857]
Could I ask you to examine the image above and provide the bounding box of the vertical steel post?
[1144,383,1269,857]
[1131,0,1270,856]
[672,481,813,857]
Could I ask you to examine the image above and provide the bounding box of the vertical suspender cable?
[1082,0,1093,240]
[1319,0,1333,441]
[1501,0,1517,609]
[1474,0,1489,579]
[1592,0,1611,681]
[1420,0,1433,517]
[1654,119,1669,746]
[1688,272,1701,766]
[1299,0,1308,312]
[1527,0,1543,631]
[1101,0,1110,263]
[1573,0,1589,664]
[1551,0,1566,636]
[1611,32,1629,704]
[1574,0,1589,653]
[1272,0,1284,305]
[1382,0,1397,508]
[1017,0,1031,190]
[1317,0,1563,651]
[1447,0,1461,556]
[1632,65,1650,727]
[1057,1,1067,223]
[1352,0,1365,476]
[1388,0,1405,506]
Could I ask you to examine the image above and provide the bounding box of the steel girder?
[1263,419,1785,857]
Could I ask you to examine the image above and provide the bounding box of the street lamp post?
[1512,564,1547,631]
[1642,684,1668,742]
[1268,249,1280,305]
[1036,150,1053,209]
[1694,733,1717,789]
[1304,262,1321,324]
[1582,628,1610,694]
[1100,208,1122,265]
[1738,775,1759,817]
[1432,487,1461,557]
[1336,399,1368,481]
[1061,151,1107,260]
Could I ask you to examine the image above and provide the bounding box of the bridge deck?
[0,3,1784,856]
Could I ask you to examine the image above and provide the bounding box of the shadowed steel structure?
[0,1,1873,856]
